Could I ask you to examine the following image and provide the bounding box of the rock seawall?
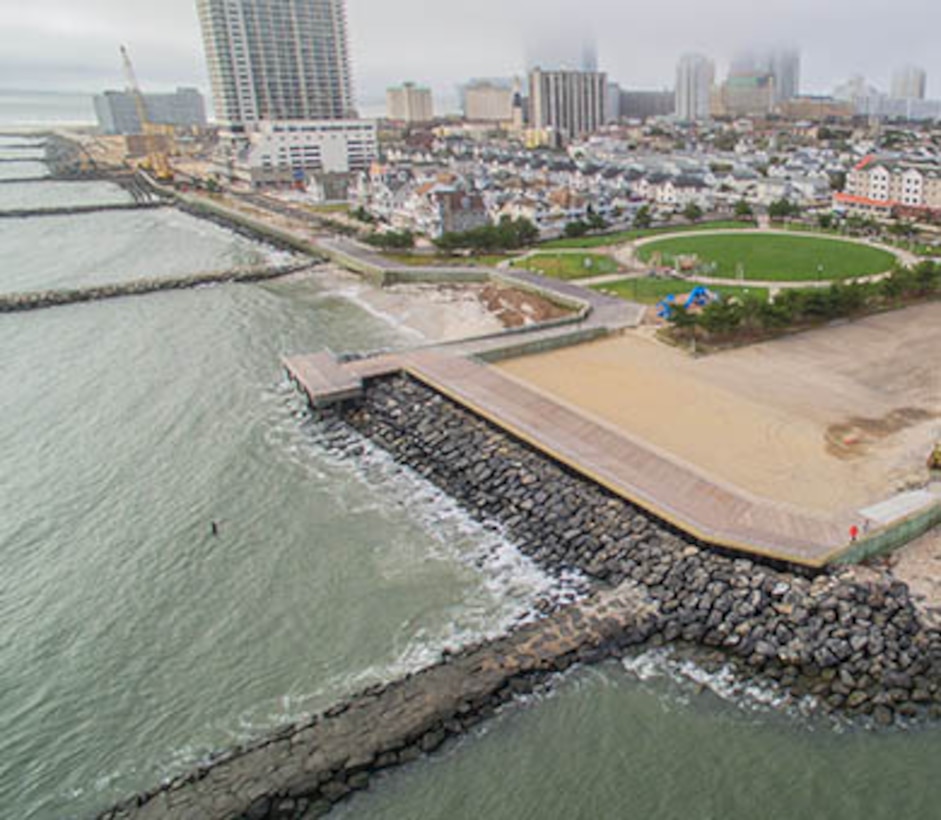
[333,375,941,723]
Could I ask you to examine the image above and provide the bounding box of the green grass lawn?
[636,233,897,281]
[540,220,754,250]
[381,253,513,268]
[593,277,769,305]
[303,203,350,214]
[510,252,619,280]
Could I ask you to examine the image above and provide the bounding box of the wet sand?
[498,302,941,515]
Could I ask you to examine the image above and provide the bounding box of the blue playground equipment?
[656,286,717,319]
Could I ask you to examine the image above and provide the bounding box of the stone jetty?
[0,201,168,219]
[98,371,941,820]
[0,175,54,185]
[99,584,658,820]
[0,263,312,313]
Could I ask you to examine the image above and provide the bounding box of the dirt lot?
[498,302,941,515]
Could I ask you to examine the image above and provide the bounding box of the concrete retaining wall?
[832,501,941,565]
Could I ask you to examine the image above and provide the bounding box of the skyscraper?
[525,31,597,72]
[769,49,800,102]
[729,48,800,104]
[891,65,927,100]
[195,0,355,128]
[675,54,714,122]
[386,83,434,123]
[528,68,607,140]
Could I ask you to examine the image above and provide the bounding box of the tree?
[564,220,589,238]
[434,216,538,253]
[698,299,743,336]
[682,202,703,223]
[633,205,652,229]
[817,213,834,230]
[364,230,414,250]
[768,198,800,220]
[734,199,753,220]
[667,303,698,341]
[351,206,376,224]
[586,210,608,231]
[829,171,847,192]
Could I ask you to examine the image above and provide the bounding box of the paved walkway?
[286,348,853,567]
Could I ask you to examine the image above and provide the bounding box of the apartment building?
[196,0,355,127]
[835,155,941,218]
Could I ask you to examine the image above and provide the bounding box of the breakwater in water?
[0,263,313,313]
[99,372,941,819]
[0,201,167,219]
[99,584,657,820]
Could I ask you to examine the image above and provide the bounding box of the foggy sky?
[0,0,938,109]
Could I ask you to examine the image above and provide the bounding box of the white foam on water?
[620,646,821,722]
[216,380,592,742]
[328,282,427,341]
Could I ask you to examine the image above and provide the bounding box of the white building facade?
[386,83,434,123]
[232,120,376,189]
[891,65,927,100]
[463,81,514,122]
[528,69,607,141]
[195,0,355,127]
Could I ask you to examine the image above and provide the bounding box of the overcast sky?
[0,0,938,110]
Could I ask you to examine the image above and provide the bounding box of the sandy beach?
[499,302,941,515]
[315,264,570,343]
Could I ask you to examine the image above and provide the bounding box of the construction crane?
[120,44,173,181]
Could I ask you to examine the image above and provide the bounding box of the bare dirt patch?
[479,284,571,328]
[826,408,939,459]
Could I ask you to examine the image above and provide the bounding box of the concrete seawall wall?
[134,174,326,260]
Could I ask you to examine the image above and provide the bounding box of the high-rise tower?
[195,0,355,128]
[528,68,607,140]
[891,65,927,100]
[675,54,714,122]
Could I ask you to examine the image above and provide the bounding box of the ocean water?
[0,164,563,818]
[0,91,96,129]
[3,140,941,820]
[0,180,133,211]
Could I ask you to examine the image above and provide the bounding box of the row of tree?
[669,261,941,343]
[433,216,539,253]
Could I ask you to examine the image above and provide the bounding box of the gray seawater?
[0,180,132,211]
[0,206,279,292]
[3,153,941,820]
[0,174,562,819]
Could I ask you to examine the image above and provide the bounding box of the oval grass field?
[637,233,898,282]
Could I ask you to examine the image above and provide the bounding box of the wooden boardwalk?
[286,349,852,567]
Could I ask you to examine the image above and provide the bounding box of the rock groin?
[0,263,312,313]
[99,584,658,820]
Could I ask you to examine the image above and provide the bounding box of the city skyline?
[1,0,939,111]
